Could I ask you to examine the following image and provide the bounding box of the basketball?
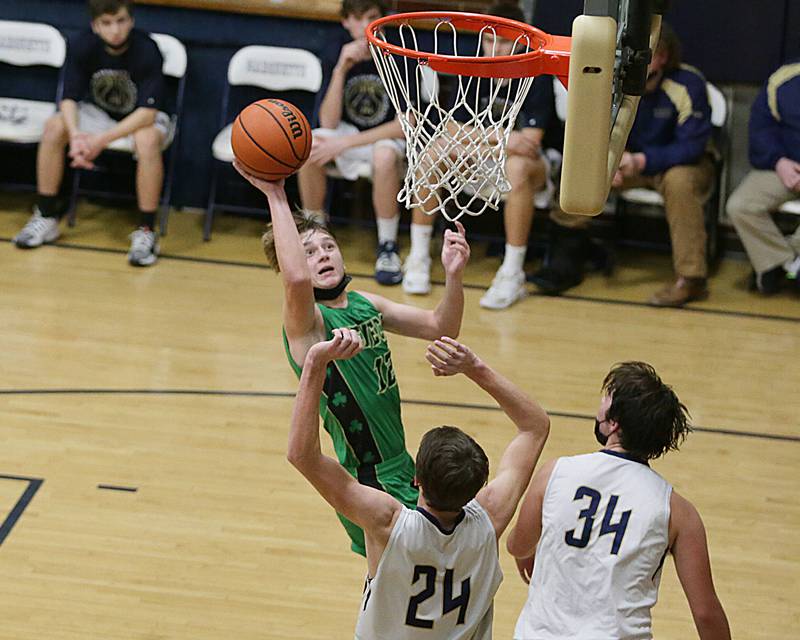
[231,98,312,180]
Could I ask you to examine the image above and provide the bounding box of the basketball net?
[369,18,536,221]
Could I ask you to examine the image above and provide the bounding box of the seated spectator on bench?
[726,58,800,294]
[13,0,168,267]
[532,24,715,308]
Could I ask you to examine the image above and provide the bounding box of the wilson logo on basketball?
[270,100,303,140]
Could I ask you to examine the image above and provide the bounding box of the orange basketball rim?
[366,11,571,85]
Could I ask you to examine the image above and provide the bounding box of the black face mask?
[594,419,608,446]
[313,274,351,301]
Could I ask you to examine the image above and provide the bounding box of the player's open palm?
[232,159,286,195]
[426,337,480,377]
[441,221,470,275]
[311,328,363,363]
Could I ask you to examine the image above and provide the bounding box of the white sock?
[377,215,400,245]
[409,223,433,260]
[500,244,527,274]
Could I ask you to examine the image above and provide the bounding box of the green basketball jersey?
[283,291,415,496]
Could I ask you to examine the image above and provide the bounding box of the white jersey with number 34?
[514,451,672,640]
[355,499,502,640]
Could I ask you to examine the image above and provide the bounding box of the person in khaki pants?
[726,59,800,294]
[532,24,715,307]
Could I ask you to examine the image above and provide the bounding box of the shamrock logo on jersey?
[332,392,348,407]
[349,419,363,434]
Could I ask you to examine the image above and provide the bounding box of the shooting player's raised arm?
[234,162,318,343]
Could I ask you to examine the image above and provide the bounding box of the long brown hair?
[602,362,691,460]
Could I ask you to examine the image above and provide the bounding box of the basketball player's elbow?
[432,313,460,340]
[286,444,313,472]
[286,432,313,470]
[521,415,550,439]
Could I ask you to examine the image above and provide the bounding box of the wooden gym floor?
[1,193,798,639]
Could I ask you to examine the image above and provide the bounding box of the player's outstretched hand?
[232,159,286,197]
[309,328,363,364]
[426,336,480,377]
[515,555,534,584]
[441,221,470,276]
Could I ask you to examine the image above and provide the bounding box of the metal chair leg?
[203,161,221,241]
[67,169,80,227]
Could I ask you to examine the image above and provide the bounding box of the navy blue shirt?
[749,59,800,170]
[316,30,395,131]
[627,64,712,175]
[452,74,555,133]
[62,28,164,120]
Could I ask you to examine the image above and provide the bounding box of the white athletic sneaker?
[13,208,60,248]
[402,255,432,295]
[480,268,528,310]
[128,227,159,267]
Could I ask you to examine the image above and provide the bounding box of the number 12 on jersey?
[564,486,631,554]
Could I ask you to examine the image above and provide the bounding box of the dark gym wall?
[533,0,795,84]
[786,0,800,61]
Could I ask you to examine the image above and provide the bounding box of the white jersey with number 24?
[355,499,502,640]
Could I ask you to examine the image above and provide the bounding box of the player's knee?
[134,127,162,158]
[662,165,708,197]
[725,190,747,222]
[372,145,398,175]
[506,155,539,187]
[41,114,68,144]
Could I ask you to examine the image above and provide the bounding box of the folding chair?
[66,32,188,234]
[205,45,322,240]
[615,81,732,264]
[773,198,800,250]
[0,20,66,190]
[778,200,800,216]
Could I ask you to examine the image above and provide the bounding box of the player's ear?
[606,419,621,436]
